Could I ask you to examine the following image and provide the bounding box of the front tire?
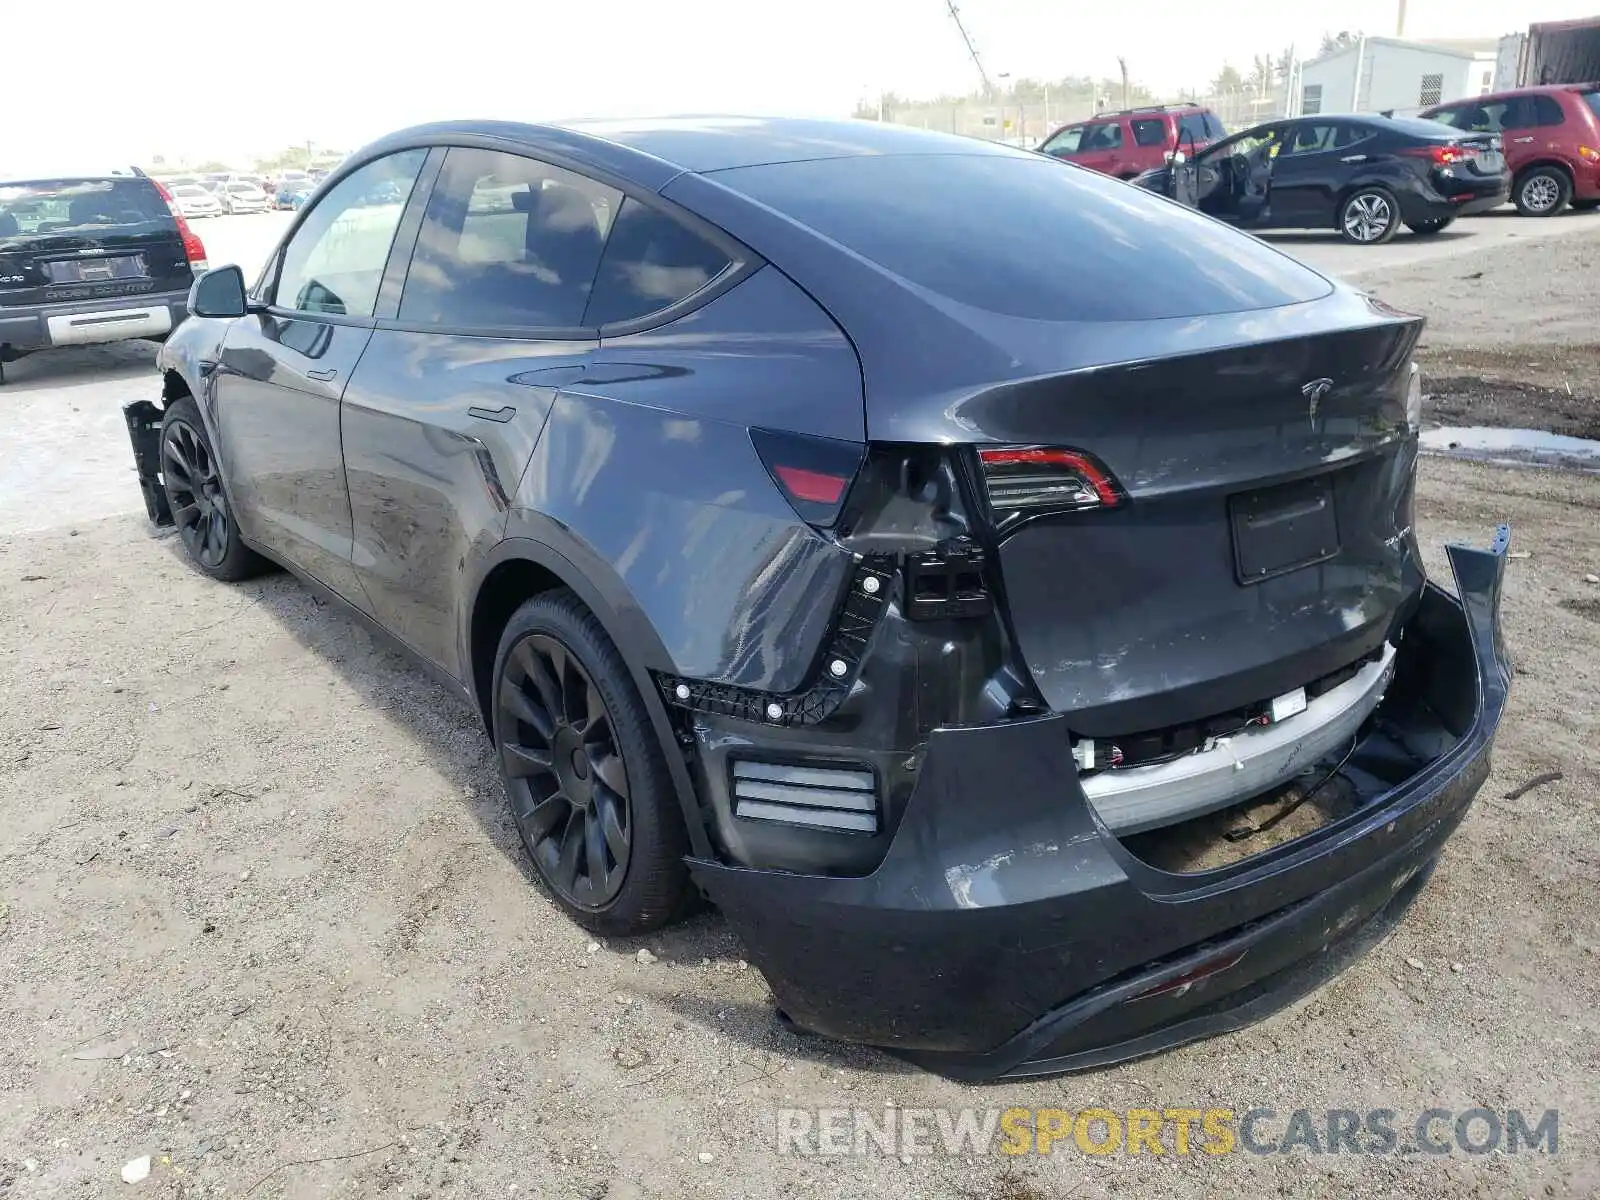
[1515,167,1572,217]
[1406,217,1454,235]
[159,397,267,582]
[1339,187,1400,244]
[492,590,691,936]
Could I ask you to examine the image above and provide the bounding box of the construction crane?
[943,1,995,95]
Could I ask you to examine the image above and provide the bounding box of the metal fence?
[874,82,1296,147]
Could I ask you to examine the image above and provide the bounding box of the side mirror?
[1165,150,1188,165]
[188,265,249,319]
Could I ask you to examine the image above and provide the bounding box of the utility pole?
[1396,0,1407,37]
[943,0,994,95]
[1118,57,1130,109]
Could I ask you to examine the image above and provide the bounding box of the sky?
[7,0,1597,170]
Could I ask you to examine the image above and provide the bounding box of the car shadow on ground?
[1,340,157,392]
[1258,227,1480,247]
[149,531,899,1060]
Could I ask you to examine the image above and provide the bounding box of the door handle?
[1340,155,1368,162]
[306,368,338,382]
[467,405,516,423]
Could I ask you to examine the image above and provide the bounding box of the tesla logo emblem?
[1302,377,1334,424]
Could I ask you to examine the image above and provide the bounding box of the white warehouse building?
[1298,36,1500,118]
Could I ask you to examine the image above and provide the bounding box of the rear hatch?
[691,150,1426,737]
[0,175,193,309]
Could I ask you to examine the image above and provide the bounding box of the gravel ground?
[1353,225,1600,440]
[3,223,1599,1198]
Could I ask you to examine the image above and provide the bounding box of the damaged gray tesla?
[126,117,1511,1081]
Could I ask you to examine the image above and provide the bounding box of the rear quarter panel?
[501,264,864,693]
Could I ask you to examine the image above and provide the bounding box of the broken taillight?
[978,445,1126,530]
[148,176,209,272]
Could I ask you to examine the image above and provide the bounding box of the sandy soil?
[3,225,1600,1198]
[1353,226,1600,439]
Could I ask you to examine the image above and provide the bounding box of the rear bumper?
[0,289,189,353]
[1407,172,1509,220]
[690,529,1511,1080]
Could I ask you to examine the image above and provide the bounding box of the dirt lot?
[3,225,1600,1199]
[1350,225,1600,441]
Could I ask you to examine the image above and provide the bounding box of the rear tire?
[1339,187,1401,244]
[1514,166,1572,217]
[1406,217,1454,235]
[492,589,691,936]
[158,397,268,582]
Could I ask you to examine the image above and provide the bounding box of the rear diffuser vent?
[731,760,878,834]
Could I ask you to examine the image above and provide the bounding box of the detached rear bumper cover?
[689,529,1511,1081]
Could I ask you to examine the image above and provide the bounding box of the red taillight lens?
[1402,144,1473,165]
[978,445,1125,525]
[176,215,208,270]
[750,428,865,528]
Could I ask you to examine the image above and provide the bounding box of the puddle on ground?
[1420,426,1600,473]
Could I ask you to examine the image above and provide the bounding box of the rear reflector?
[750,427,864,528]
[978,445,1125,528]
[731,760,878,833]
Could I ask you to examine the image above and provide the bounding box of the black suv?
[126,117,1510,1080]
[0,170,207,382]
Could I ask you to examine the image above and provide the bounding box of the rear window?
[0,177,170,241]
[716,154,1331,322]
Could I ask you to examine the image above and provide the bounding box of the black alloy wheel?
[499,632,635,910]
[163,417,230,570]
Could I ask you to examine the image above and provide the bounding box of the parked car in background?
[1136,114,1509,243]
[171,183,223,219]
[274,182,313,210]
[1422,83,1600,216]
[1038,104,1225,178]
[219,180,271,214]
[0,170,206,383]
[126,116,1509,1081]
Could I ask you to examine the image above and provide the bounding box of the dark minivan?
[0,170,208,383]
[127,117,1510,1080]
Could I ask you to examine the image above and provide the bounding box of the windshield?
[715,152,1331,321]
[173,185,208,198]
[0,177,170,242]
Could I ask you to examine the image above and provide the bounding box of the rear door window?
[1529,95,1566,126]
[1130,118,1168,148]
[274,149,427,318]
[713,154,1331,322]
[0,176,170,241]
[1177,113,1210,143]
[583,198,734,327]
[399,148,619,329]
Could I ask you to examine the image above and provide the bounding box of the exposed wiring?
[1224,735,1360,843]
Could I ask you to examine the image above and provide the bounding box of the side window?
[274,150,426,318]
[1041,126,1084,156]
[584,198,734,327]
[398,148,620,328]
[1499,98,1536,130]
[1131,118,1167,148]
[1333,123,1369,148]
[1530,95,1567,126]
[1302,85,1324,115]
[1205,114,1228,140]
[1280,124,1337,155]
[1080,122,1123,151]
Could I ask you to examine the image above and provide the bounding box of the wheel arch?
[1514,158,1575,185]
[466,534,715,859]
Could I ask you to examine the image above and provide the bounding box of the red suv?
[1422,84,1600,216]
[1038,105,1227,179]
